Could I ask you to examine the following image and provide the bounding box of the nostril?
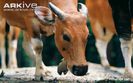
[72,65,88,76]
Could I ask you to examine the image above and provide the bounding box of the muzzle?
[71,65,88,76]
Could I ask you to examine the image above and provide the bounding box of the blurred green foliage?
[42,35,62,66]
[17,32,34,67]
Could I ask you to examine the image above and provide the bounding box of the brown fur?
[0,0,89,75]
[86,0,133,78]
[0,16,20,68]
[86,0,116,40]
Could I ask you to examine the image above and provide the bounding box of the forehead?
[55,14,88,35]
[68,14,85,21]
[61,18,88,36]
[62,15,86,27]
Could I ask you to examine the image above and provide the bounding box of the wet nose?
[71,65,88,76]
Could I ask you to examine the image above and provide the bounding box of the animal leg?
[8,39,18,68]
[96,39,110,68]
[0,34,6,68]
[31,38,51,80]
[22,32,51,80]
[120,38,133,78]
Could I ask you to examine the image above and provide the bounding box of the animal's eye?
[63,34,71,42]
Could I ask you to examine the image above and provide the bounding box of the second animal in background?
[86,0,133,78]
[86,0,115,68]
[0,17,20,68]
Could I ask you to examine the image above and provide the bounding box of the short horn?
[48,2,65,20]
[78,3,88,17]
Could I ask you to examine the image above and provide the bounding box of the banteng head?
[34,2,89,76]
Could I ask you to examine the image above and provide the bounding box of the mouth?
[57,60,68,75]
[57,60,88,76]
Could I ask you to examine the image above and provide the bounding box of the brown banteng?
[0,0,89,79]
[86,0,133,78]
[0,16,20,68]
[86,0,115,68]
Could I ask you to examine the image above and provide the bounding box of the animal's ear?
[34,6,55,24]
[78,3,88,17]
